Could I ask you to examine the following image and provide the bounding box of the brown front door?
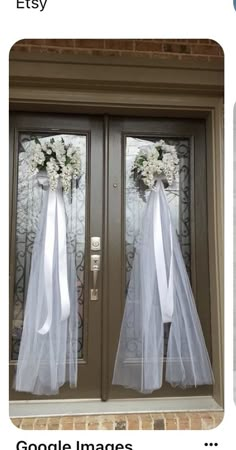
[9,113,104,400]
[106,117,212,399]
[9,113,213,401]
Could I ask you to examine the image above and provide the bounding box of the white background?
[0,0,234,448]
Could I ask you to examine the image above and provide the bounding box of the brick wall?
[12,412,223,430]
[10,39,223,62]
[9,37,223,431]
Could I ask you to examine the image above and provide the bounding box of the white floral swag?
[27,137,81,192]
[131,140,179,189]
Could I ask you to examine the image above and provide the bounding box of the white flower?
[26,138,81,191]
[132,140,179,189]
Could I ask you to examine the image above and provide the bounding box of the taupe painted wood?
[9,53,223,114]
[107,117,212,399]
[9,113,104,401]
[9,52,223,94]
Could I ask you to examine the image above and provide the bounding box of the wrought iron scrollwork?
[125,137,191,358]
[11,133,87,361]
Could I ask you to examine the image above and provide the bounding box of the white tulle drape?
[112,179,214,393]
[15,177,78,395]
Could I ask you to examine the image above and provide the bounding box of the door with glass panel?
[9,113,104,400]
[10,113,213,401]
[107,117,213,399]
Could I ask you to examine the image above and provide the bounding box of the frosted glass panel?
[125,136,191,288]
[11,133,87,361]
[125,136,191,355]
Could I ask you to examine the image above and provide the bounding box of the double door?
[9,113,212,400]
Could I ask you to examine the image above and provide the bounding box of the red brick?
[46,39,74,48]
[74,39,105,49]
[188,413,202,430]
[100,419,114,430]
[127,414,140,430]
[10,45,31,53]
[163,43,191,54]
[140,413,153,430]
[33,417,48,430]
[105,40,134,51]
[191,44,222,56]
[159,39,190,43]
[153,419,165,430]
[87,420,100,430]
[47,417,61,430]
[178,413,190,430]
[135,40,163,52]
[165,413,178,430]
[10,38,224,62]
[8,412,225,431]
[214,412,224,427]
[60,417,74,430]
[114,420,127,430]
[15,39,46,46]
[11,418,22,429]
[201,414,215,430]
[20,418,35,430]
[74,418,87,430]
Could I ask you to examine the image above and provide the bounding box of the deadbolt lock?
[91,237,101,251]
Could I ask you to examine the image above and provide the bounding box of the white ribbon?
[37,175,70,335]
[153,180,174,323]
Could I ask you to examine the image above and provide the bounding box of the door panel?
[107,117,212,399]
[9,113,213,401]
[9,113,104,400]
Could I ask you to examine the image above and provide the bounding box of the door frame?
[9,51,224,410]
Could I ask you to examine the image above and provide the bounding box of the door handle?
[90,254,101,301]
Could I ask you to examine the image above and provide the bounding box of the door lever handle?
[90,255,101,301]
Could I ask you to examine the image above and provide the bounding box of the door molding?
[9,52,223,112]
[9,52,224,408]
